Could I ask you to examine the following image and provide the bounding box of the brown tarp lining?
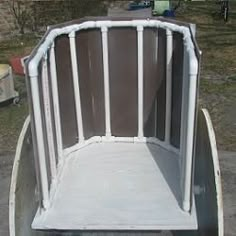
[55,34,78,148]
[155,28,166,141]
[76,29,105,139]
[108,28,138,137]
[53,27,184,147]
[171,32,184,148]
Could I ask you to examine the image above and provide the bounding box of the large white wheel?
[172,108,223,236]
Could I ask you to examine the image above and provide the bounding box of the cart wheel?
[13,96,20,105]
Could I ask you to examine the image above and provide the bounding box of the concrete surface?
[0,154,14,236]
[0,151,235,236]
[219,151,236,236]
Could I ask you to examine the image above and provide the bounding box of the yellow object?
[0,64,19,103]
[0,64,10,79]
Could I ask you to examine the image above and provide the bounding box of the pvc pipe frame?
[69,32,84,142]
[101,26,112,137]
[165,29,173,145]
[30,76,49,209]
[41,56,57,182]
[137,25,144,139]
[28,19,198,212]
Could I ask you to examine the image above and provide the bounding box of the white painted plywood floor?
[32,143,197,231]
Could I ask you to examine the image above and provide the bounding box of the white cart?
[0,64,19,104]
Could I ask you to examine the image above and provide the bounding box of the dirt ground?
[174,1,236,151]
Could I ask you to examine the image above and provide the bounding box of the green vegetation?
[176,1,236,78]
[199,79,236,150]
[0,75,28,154]
[175,1,236,151]
[0,33,39,64]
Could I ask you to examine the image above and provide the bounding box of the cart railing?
[27,19,199,213]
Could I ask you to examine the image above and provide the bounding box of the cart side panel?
[155,28,167,141]
[194,109,223,236]
[55,34,78,148]
[108,28,138,137]
[9,118,47,236]
[170,32,184,148]
[76,29,105,139]
[143,28,160,137]
[172,109,223,236]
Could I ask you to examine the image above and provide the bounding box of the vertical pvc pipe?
[137,25,144,138]
[101,26,111,137]
[165,29,173,145]
[154,29,159,138]
[180,45,188,188]
[182,73,198,212]
[42,55,56,182]
[69,31,84,142]
[30,75,49,209]
[181,46,198,212]
[50,42,63,160]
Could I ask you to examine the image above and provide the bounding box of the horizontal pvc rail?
[28,20,198,77]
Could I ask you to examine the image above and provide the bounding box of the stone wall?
[0,1,15,40]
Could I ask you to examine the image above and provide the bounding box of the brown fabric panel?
[55,34,78,148]
[170,32,184,148]
[87,30,106,136]
[76,29,105,139]
[143,28,160,137]
[156,28,166,141]
[108,28,138,137]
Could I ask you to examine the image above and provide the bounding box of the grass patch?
[176,1,236,78]
[175,1,236,150]
[0,33,39,64]
[0,76,28,154]
[199,79,236,151]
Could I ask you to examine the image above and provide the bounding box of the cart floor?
[32,142,197,230]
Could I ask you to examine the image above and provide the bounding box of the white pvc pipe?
[28,20,198,79]
[101,26,111,137]
[137,25,144,138]
[182,51,198,211]
[165,29,173,145]
[69,32,84,142]
[182,75,198,212]
[30,76,49,209]
[63,135,180,158]
[154,29,158,138]
[41,55,57,182]
[49,43,63,161]
[180,46,188,184]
